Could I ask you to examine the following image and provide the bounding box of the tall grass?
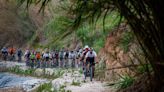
[114,75,135,89]
[119,31,134,52]
[8,66,64,79]
[36,82,53,92]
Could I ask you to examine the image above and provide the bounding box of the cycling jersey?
[85,51,97,58]
[85,50,97,64]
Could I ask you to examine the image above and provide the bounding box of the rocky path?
[0,61,115,92]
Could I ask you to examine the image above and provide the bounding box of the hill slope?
[0,0,49,48]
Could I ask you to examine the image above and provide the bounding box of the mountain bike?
[84,60,96,81]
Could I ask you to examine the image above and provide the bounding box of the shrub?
[71,80,81,86]
[137,64,153,74]
[36,82,54,92]
[114,75,135,89]
[119,31,134,52]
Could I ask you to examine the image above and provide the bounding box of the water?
[0,73,47,91]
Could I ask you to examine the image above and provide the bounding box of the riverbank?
[0,72,48,92]
[0,87,24,92]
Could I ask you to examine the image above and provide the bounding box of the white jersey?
[85,51,97,58]
[24,50,30,56]
[43,53,49,58]
[69,52,75,59]
[49,53,53,59]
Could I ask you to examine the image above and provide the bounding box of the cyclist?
[36,51,41,68]
[59,48,64,68]
[24,49,31,66]
[64,49,69,68]
[54,50,59,67]
[51,49,56,67]
[8,46,16,61]
[43,51,50,68]
[84,48,97,81]
[80,45,90,70]
[17,48,23,62]
[69,50,76,68]
[76,47,83,68]
[1,47,8,61]
[30,50,36,68]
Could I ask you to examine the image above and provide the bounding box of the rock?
[34,69,43,76]
[45,68,54,76]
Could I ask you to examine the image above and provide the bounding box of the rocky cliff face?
[98,23,141,81]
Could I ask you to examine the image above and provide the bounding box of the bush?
[119,31,134,52]
[58,85,66,92]
[137,64,153,74]
[71,80,81,86]
[36,82,54,92]
[53,69,65,78]
[114,75,135,89]
[95,58,106,79]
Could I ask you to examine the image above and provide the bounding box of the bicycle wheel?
[90,65,93,81]
[84,65,87,80]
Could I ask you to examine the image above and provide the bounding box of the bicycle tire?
[90,65,93,81]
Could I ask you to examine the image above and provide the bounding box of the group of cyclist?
[1,46,23,62]
[1,45,98,81]
[24,48,79,68]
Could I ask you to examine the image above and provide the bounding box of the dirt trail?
[0,61,115,92]
[52,69,115,92]
[65,80,114,92]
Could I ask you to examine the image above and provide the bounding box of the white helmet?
[84,45,89,49]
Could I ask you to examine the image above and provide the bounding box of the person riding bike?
[24,49,31,66]
[69,50,76,68]
[30,51,36,68]
[8,46,16,61]
[17,48,23,62]
[36,51,41,68]
[43,51,50,68]
[80,45,90,70]
[84,47,97,81]
[1,47,8,61]
[64,49,69,68]
[59,49,64,68]
[54,50,59,67]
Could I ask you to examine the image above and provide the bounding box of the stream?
[0,72,47,91]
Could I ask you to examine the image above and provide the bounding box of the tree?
[71,1,164,90]
[19,0,164,91]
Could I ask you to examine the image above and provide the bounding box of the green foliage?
[95,58,106,79]
[8,66,35,76]
[53,69,65,78]
[36,82,55,92]
[58,85,67,92]
[78,68,83,74]
[42,15,74,48]
[71,80,81,86]
[137,64,153,74]
[93,37,105,52]
[75,13,120,52]
[119,31,133,52]
[114,75,135,89]
[8,66,65,79]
